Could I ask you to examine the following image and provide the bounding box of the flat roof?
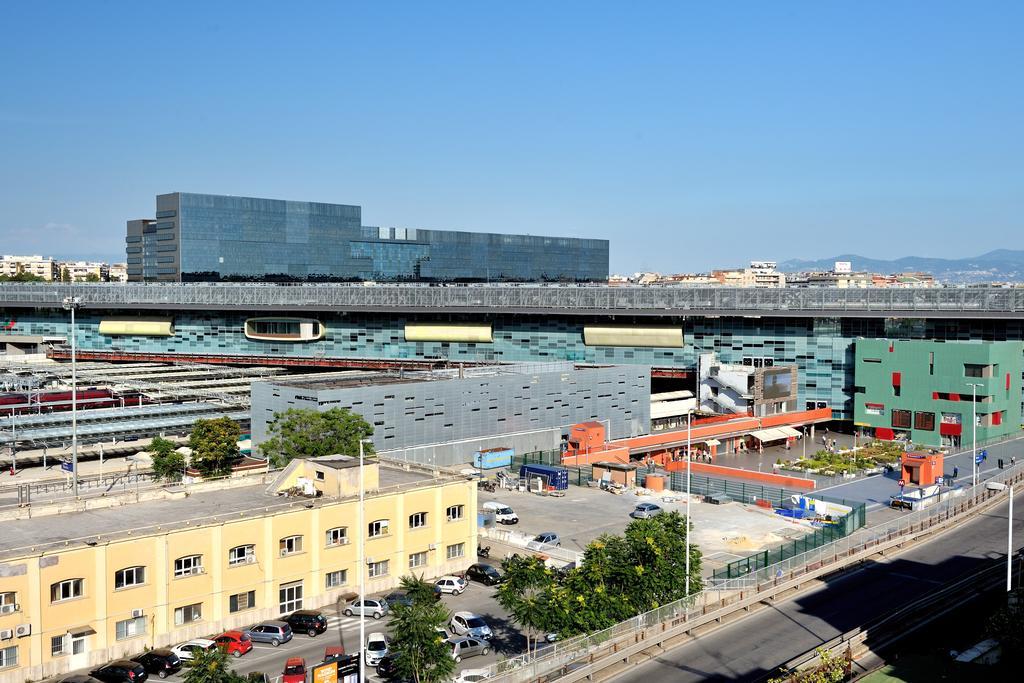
[269,373,428,391]
[0,463,449,562]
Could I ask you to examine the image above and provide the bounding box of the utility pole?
[968,382,983,488]
[62,296,82,498]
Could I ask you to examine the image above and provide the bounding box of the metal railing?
[482,459,1024,681]
[2,283,1024,316]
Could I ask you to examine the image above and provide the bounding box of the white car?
[364,632,390,666]
[450,611,493,639]
[170,638,217,661]
[435,575,467,595]
[453,669,492,683]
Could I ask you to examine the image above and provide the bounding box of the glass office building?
[126,192,609,283]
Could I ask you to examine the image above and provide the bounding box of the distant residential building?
[802,270,872,288]
[60,261,110,282]
[0,254,58,280]
[712,261,785,288]
[608,274,631,286]
[871,271,936,288]
[107,263,129,282]
[661,273,718,285]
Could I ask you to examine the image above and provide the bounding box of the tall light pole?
[1009,485,1015,593]
[357,437,372,683]
[62,296,81,498]
[968,382,983,488]
[685,409,692,598]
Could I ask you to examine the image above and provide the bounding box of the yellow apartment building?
[0,457,477,682]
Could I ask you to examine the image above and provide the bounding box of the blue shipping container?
[519,464,569,490]
[474,447,514,469]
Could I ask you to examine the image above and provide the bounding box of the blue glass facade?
[126,193,609,283]
[8,308,1024,420]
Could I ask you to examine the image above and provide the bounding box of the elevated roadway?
[614,488,1024,682]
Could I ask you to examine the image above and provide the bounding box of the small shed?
[902,450,944,486]
[592,461,639,488]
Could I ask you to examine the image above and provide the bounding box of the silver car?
[631,502,664,519]
[344,598,389,619]
[450,611,493,639]
[448,636,491,663]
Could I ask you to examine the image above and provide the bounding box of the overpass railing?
[2,283,1024,315]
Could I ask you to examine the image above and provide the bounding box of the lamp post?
[685,409,692,598]
[62,296,81,498]
[968,382,983,488]
[357,437,373,683]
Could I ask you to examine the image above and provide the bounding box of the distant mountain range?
[777,249,1024,283]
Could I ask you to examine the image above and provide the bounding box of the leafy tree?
[496,554,561,656]
[259,407,374,467]
[60,266,71,282]
[182,646,248,683]
[387,575,456,683]
[149,435,185,481]
[84,272,101,282]
[189,417,241,476]
[0,272,44,282]
[988,588,1024,664]
[768,647,849,682]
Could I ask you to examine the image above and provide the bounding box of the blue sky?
[1,2,1021,273]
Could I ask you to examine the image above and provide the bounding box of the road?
[615,486,1024,682]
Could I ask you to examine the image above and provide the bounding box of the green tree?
[149,435,185,481]
[387,575,456,683]
[768,647,849,682]
[60,266,71,282]
[84,272,101,282]
[496,554,561,656]
[189,417,241,476]
[987,588,1024,664]
[259,407,374,467]
[183,645,247,683]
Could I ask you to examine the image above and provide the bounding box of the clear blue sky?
[1,1,1021,273]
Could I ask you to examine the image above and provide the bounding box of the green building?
[853,339,1023,447]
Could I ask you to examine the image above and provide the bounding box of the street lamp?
[357,437,373,683]
[967,382,983,487]
[62,296,82,498]
[685,409,692,598]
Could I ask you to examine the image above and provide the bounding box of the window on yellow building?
[114,566,146,590]
[279,581,303,612]
[446,505,465,522]
[280,535,304,556]
[446,543,465,560]
[409,512,428,529]
[325,527,348,547]
[51,635,67,657]
[228,545,255,565]
[174,603,202,626]
[409,551,428,568]
[229,591,256,613]
[0,592,16,614]
[368,560,389,578]
[50,578,83,603]
[1,645,17,669]
[368,519,390,538]
[174,555,203,577]
[115,616,146,641]
[325,570,348,588]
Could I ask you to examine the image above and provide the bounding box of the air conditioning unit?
[15,624,31,638]
[131,609,144,619]
[0,629,12,641]
[0,604,17,615]
[365,557,375,564]
[428,544,437,551]
[246,554,256,564]
[190,566,205,575]
[280,549,288,557]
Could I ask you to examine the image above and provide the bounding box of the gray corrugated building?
[251,363,650,466]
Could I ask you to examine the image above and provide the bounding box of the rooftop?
[0,461,452,562]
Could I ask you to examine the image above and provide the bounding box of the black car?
[465,562,503,585]
[90,660,149,683]
[375,655,412,681]
[383,591,414,608]
[283,609,328,637]
[132,649,182,679]
[58,676,104,683]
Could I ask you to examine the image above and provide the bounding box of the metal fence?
[482,456,1024,682]
[2,282,1024,316]
[512,450,593,486]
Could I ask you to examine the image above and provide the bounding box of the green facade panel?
[853,339,1023,447]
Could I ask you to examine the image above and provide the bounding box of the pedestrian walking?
[1012,456,1016,467]
[953,466,959,478]
[822,434,828,446]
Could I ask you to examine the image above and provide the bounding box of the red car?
[214,631,253,657]
[282,657,306,683]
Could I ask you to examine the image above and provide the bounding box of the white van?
[482,501,519,525]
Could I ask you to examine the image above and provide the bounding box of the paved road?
[615,486,1024,682]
